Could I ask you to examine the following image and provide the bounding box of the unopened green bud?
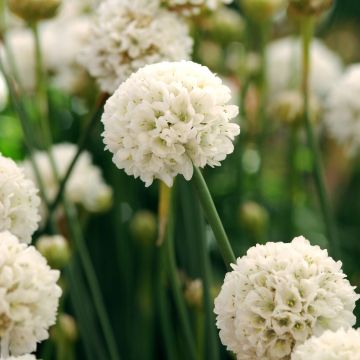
[241,0,286,22]
[59,314,78,342]
[36,235,71,269]
[130,210,157,245]
[269,90,321,126]
[184,279,203,310]
[239,201,269,239]
[7,0,62,23]
[288,0,333,16]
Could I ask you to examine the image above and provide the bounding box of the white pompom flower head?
[102,61,240,187]
[0,154,41,244]
[0,231,62,356]
[78,0,193,94]
[214,236,359,360]
[6,355,37,360]
[291,328,360,360]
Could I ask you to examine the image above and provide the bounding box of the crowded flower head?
[214,236,359,360]
[0,154,41,244]
[162,0,233,16]
[78,0,193,94]
[0,231,61,356]
[102,60,240,187]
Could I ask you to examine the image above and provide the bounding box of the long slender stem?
[301,17,340,258]
[192,167,236,268]
[165,184,197,360]
[48,93,108,215]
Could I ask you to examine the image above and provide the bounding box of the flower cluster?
[291,328,360,360]
[22,143,113,215]
[214,236,359,360]
[163,0,232,16]
[0,154,41,244]
[7,356,37,360]
[78,0,193,93]
[267,37,343,99]
[0,231,61,356]
[102,61,240,187]
[324,65,360,156]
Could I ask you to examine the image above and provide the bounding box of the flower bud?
[288,0,333,16]
[36,235,71,269]
[130,210,157,245]
[7,0,62,23]
[241,0,286,22]
[269,90,321,126]
[184,279,203,310]
[239,201,269,239]
[58,314,78,342]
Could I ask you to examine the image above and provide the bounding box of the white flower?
[22,143,113,215]
[267,37,343,98]
[78,0,193,93]
[0,231,61,356]
[0,154,41,244]
[214,236,359,360]
[0,72,8,111]
[291,328,360,360]
[323,64,360,156]
[102,61,240,187]
[163,0,233,16]
[6,355,37,360]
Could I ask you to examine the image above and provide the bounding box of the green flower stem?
[301,17,340,258]
[63,203,121,360]
[48,93,108,215]
[192,167,236,268]
[165,185,197,360]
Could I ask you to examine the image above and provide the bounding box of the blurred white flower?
[22,143,113,215]
[0,154,41,244]
[0,231,61,356]
[78,0,193,93]
[0,72,8,111]
[102,61,240,187]
[214,236,359,360]
[163,0,233,16]
[267,37,343,98]
[324,64,360,156]
[291,328,360,360]
[6,355,37,360]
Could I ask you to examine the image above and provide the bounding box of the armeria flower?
[78,0,193,93]
[323,65,360,156]
[0,154,41,244]
[267,37,343,99]
[291,328,360,360]
[0,231,61,356]
[214,236,359,360]
[6,355,37,360]
[102,61,240,187]
[22,143,113,215]
[162,0,232,16]
[0,72,8,111]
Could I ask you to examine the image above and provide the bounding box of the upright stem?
[164,183,197,360]
[301,18,340,258]
[192,167,236,268]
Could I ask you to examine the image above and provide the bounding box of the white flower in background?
[291,328,360,360]
[22,143,113,214]
[0,231,61,356]
[6,355,37,360]
[0,72,8,111]
[78,0,193,94]
[0,154,41,244]
[214,236,359,360]
[163,0,233,16]
[102,61,240,187]
[1,29,35,91]
[267,37,343,99]
[324,65,360,156]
